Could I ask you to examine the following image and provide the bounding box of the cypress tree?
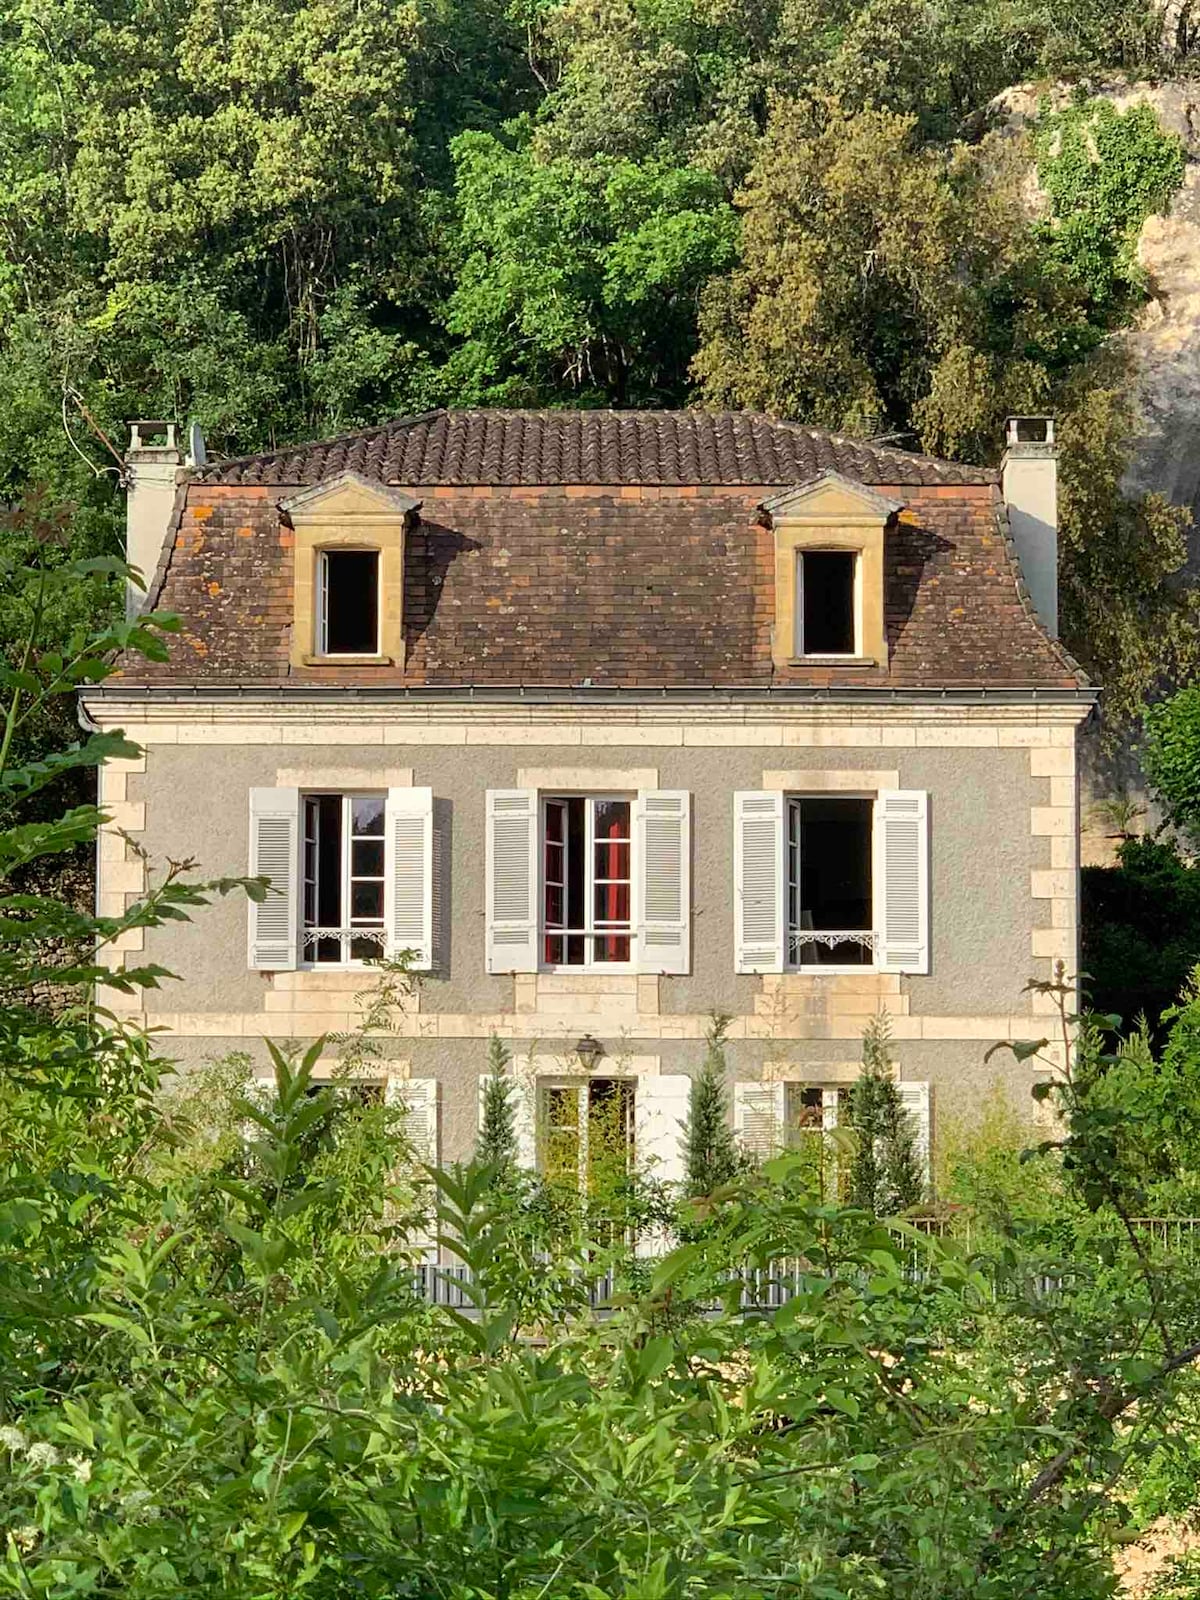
[847,1014,925,1215]
[476,1034,518,1173]
[684,1014,741,1196]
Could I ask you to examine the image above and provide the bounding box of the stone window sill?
[302,653,394,666]
[787,655,877,667]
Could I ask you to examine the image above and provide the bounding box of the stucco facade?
[87,693,1085,1167]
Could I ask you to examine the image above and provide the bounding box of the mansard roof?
[196,409,998,491]
[114,402,1087,695]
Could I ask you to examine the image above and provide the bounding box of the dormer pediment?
[280,472,421,525]
[762,473,903,526]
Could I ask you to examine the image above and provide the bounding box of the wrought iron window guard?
[788,928,878,955]
[302,926,387,959]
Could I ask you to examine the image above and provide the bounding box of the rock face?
[995,81,1200,532]
[993,82,1200,861]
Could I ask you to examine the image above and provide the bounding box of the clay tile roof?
[196,408,997,489]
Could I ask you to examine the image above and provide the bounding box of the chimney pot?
[1001,415,1059,638]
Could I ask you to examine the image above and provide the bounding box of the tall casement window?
[735,789,929,974]
[248,786,434,972]
[543,796,633,966]
[796,549,858,656]
[318,548,380,656]
[485,789,690,975]
[303,793,386,963]
[539,1077,635,1195]
[735,1077,930,1181]
[787,797,873,966]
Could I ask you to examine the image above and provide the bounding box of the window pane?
[544,933,564,965]
[802,551,855,654]
[351,882,384,921]
[352,838,384,877]
[594,881,630,927]
[545,803,565,844]
[545,885,564,927]
[593,799,630,839]
[594,933,631,963]
[797,798,872,931]
[315,795,342,928]
[323,550,379,655]
[593,840,630,882]
[353,795,385,836]
[349,934,381,962]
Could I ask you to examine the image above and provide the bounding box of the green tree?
[476,1033,519,1171]
[683,1013,740,1195]
[1144,685,1200,843]
[847,1013,925,1214]
[444,129,738,405]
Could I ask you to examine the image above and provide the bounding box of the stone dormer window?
[762,473,902,670]
[280,472,420,668]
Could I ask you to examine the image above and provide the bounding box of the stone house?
[81,408,1092,1188]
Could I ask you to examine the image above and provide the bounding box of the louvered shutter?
[897,1081,931,1186]
[486,790,539,973]
[634,1074,689,1186]
[875,790,930,973]
[387,1078,439,1260]
[635,790,690,974]
[248,787,300,970]
[388,1077,439,1166]
[385,786,433,970]
[734,791,785,973]
[733,1081,786,1159]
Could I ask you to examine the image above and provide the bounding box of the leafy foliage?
[1144,685,1200,842]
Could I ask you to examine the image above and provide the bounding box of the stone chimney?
[125,420,204,617]
[1001,415,1059,638]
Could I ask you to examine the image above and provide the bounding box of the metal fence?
[413,1220,1200,1317]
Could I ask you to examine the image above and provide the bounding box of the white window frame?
[301,791,387,968]
[536,1075,636,1194]
[539,793,637,973]
[786,792,879,975]
[794,547,861,659]
[317,546,381,657]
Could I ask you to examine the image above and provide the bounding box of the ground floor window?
[787,796,874,967]
[539,1077,634,1194]
[302,793,386,964]
[543,795,633,967]
[786,1083,845,1199]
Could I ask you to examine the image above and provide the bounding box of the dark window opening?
[302,793,386,963]
[543,796,632,966]
[800,550,856,655]
[321,549,380,655]
[788,797,872,966]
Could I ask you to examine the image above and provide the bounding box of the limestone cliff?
[995,80,1200,534]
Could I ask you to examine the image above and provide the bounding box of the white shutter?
[635,790,690,974]
[875,790,929,973]
[733,1080,786,1159]
[248,787,300,970]
[387,1077,439,1261]
[633,1074,689,1186]
[897,1080,931,1184]
[385,786,433,970]
[388,1077,439,1166]
[486,790,539,973]
[513,1072,537,1170]
[734,791,785,972]
[822,1087,841,1132]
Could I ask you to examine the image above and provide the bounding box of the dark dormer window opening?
[798,550,857,656]
[320,549,380,656]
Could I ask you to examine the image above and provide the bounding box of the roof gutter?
[80,682,1098,708]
